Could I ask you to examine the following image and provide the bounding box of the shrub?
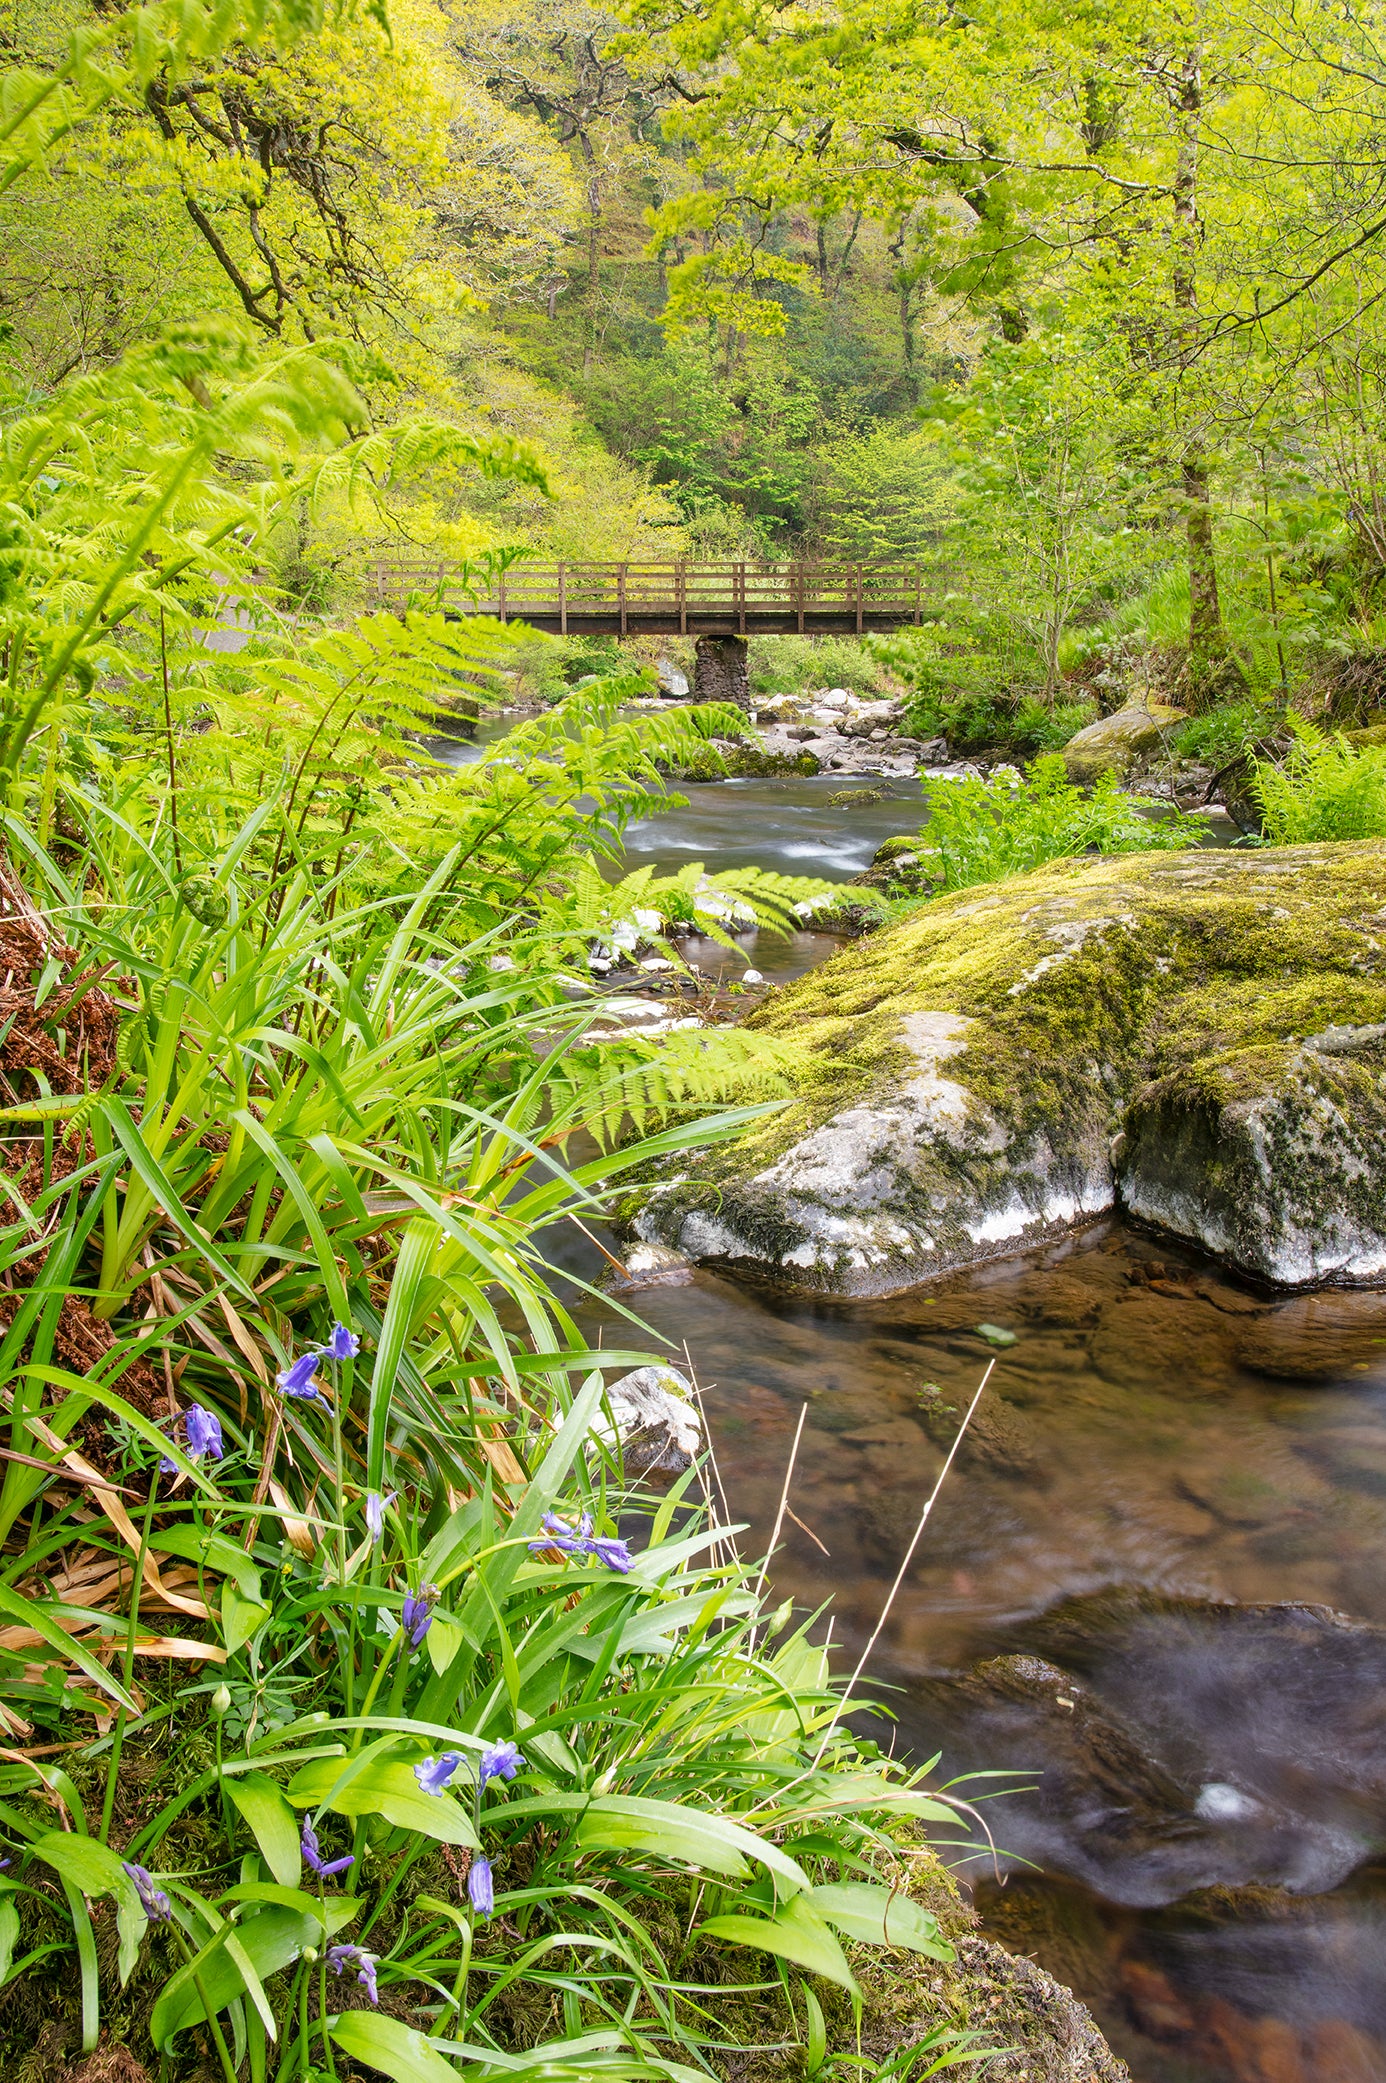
[920,753,1202,890]
[749,634,889,698]
[1173,700,1285,767]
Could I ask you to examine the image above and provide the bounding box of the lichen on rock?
[627,840,1386,1294]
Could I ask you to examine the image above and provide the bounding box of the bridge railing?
[368,559,928,634]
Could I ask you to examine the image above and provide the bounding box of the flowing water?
[549,768,1386,2083]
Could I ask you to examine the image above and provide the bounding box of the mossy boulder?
[631,841,1386,1294]
[1062,699,1186,784]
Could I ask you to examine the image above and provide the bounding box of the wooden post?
[618,563,628,637]
[678,560,687,635]
[559,563,567,635]
[855,565,864,634]
[498,567,507,622]
[914,570,921,626]
[736,561,746,635]
[796,562,805,635]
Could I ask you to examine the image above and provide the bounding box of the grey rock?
[602,1365,702,1480]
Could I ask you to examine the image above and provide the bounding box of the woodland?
[4,0,1386,2080]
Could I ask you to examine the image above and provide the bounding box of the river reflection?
[564,1222,1386,2082]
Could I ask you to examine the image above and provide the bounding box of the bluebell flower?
[324,1323,360,1361]
[328,1942,379,2004]
[300,1818,354,1879]
[364,1490,394,1544]
[477,1740,524,1790]
[278,1351,326,1403]
[122,1862,171,1922]
[413,1752,462,1796]
[467,1854,494,1919]
[158,1403,225,1473]
[529,1510,635,1574]
[184,1405,224,1460]
[400,1582,438,1647]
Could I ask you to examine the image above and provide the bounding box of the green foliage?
[1172,700,1286,767]
[1251,719,1386,842]
[920,755,1202,891]
[750,635,891,700]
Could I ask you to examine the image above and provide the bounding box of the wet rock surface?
[630,841,1386,1295]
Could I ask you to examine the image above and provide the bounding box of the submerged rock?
[627,842,1386,1295]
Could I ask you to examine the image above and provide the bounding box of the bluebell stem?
[278,1351,327,1402]
[328,1942,379,2004]
[477,1740,524,1790]
[122,1862,171,1921]
[413,1752,462,1796]
[467,1855,494,1919]
[400,1582,438,1647]
[324,1323,360,1360]
[300,1818,354,1879]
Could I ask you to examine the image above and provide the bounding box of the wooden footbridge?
[369,559,930,637]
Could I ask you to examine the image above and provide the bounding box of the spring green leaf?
[809,1882,955,1958]
[697,1893,858,1993]
[287,1755,480,1846]
[225,1773,302,1886]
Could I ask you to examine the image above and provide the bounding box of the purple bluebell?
[400,1582,437,1647]
[300,1818,354,1880]
[529,1510,634,1573]
[184,1405,224,1460]
[364,1490,394,1543]
[467,1854,494,1919]
[277,1351,326,1402]
[414,1752,462,1797]
[477,1740,524,1790]
[122,1862,171,1922]
[328,1942,379,2004]
[324,1323,360,1361]
[586,1533,633,1573]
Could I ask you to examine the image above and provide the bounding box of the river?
[460,729,1386,2081]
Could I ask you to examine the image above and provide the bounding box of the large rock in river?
[629,842,1386,1293]
[1062,698,1186,784]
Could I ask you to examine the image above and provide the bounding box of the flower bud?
[210,1684,232,1718]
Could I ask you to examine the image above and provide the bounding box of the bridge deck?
[369,560,928,636]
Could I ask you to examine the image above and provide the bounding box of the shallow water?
[565,1224,1386,2082]
[543,768,1384,2081]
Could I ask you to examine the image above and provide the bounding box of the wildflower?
[530,1511,634,1574]
[184,1405,224,1460]
[585,1533,634,1574]
[278,1351,327,1403]
[122,1862,171,1922]
[477,1740,524,1791]
[401,1582,438,1647]
[414,1751,462,1796]
[158,1402,225,1473]
[467,1854,494,1919]
[324,1323,360,1361]
[328,1942,379,2004]
[300,1819,354,1880]
[364,1490,395,1544]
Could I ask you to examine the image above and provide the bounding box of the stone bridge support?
[693,634,749,710]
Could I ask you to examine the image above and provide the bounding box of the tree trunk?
[1172,46,1237,708]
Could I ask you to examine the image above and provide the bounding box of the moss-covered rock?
[630,841,1386,1293]
[1062,699,1187,784]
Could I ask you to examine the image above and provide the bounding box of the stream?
[572,769,1386,2083]
[445,718,1384,2079]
